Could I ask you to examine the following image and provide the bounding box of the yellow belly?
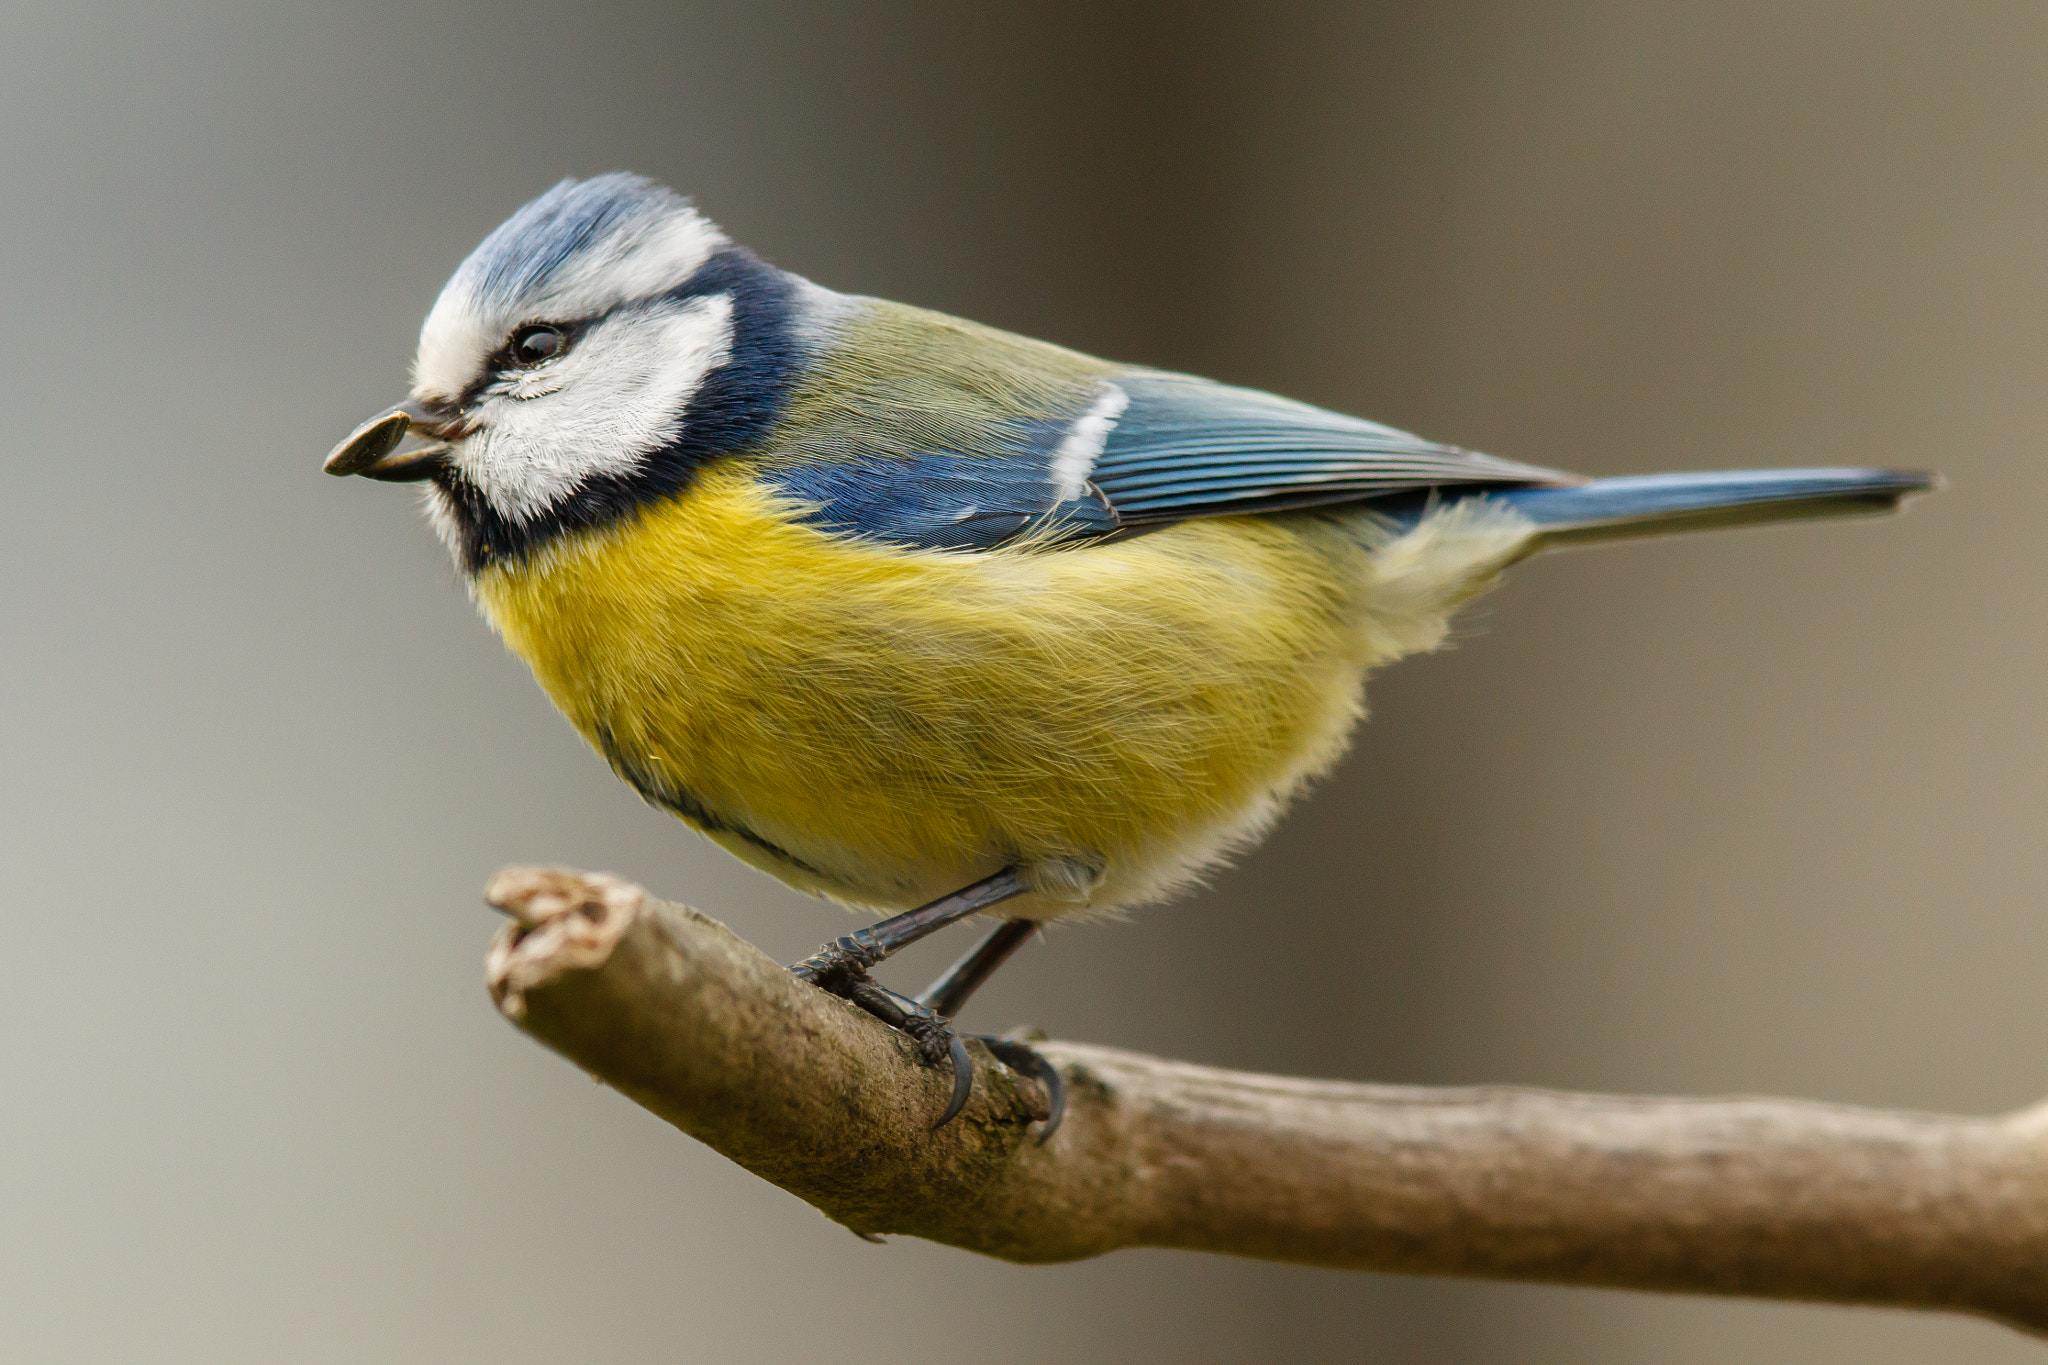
[471,466,1476,917]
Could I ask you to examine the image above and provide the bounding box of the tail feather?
[1466,468,1937,547]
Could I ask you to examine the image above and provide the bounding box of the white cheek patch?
[452,293,736,525]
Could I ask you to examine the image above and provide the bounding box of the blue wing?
[760,367,1564,552]
[756,418,1121,551]
[1088,372,1564,526]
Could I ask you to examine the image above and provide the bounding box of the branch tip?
[484,865,642,1018]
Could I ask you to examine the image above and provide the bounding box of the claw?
[933,1034,974,1130]
[974,1036,1066,1140]
[822,973,979,1129]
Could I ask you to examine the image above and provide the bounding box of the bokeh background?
[4,2,2045,1360]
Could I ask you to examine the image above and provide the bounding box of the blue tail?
[1461,468,1937,547]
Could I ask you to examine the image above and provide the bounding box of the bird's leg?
[792,868,1028,988]
[917,917,1040,1018]
[790,869,1029,1128]
[916,918,1067,1139]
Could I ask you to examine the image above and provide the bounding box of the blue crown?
[455,172,692,310]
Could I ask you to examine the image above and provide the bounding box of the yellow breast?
[472,466,1399,917]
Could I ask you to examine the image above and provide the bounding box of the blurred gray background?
[3,1,2043,1360]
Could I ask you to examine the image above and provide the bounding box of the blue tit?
[327,173,1934,1127]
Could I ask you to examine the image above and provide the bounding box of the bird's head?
[325,173,801,570]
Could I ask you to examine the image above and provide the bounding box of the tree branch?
[482,866,2048,1334]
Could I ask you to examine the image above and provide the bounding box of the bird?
[326,172,1934,1131]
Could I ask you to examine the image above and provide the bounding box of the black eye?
[510,324,566,366]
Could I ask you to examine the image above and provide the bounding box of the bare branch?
[483,866,2048,1334]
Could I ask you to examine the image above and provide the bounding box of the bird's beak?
[323,399,457,482]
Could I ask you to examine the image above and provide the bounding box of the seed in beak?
[324,410,413,477]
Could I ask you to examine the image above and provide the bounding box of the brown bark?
[482,865,2048,1334]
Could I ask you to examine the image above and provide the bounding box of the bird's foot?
[787,880,1049,1135]
[789,947,1063,1137]
[792,946,975,1128]
[969,1033,1065,1140]
[790,931,885,988]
